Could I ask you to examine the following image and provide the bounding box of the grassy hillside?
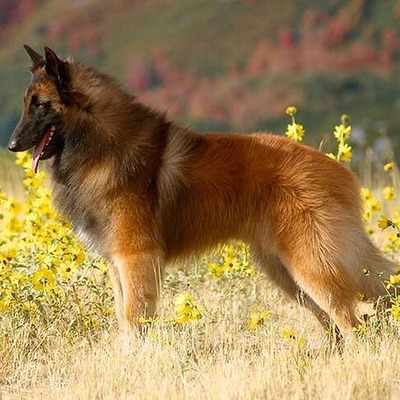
[1,0,400,157]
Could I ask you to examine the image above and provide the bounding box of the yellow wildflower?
[365,226,374,235]
[393,212,400,227]
[390,274,400,286]
[73,250,86,265]
[57,263,74,280]
[282,328,307,348]
[102,307,114,316]
[224,254,237,271]
[387,297,400,320]
[334,124,352,141]
[362,189,381,221]
[0,296,11,312]
[384,232,400,253]
[370,198,382,212]
[384,162,394,172]
[15,151,30,168]
[9,272,27,287]
[174,293,201,324]
[282,328,297,341]
[382,186,395,201]
[207,262,226,277]
[378,215,392,230]
[286,123,305,142]
[328,115,352,163]
[0,243,18,260]
[352,323,367,334]
[19,301,38,314]
[248,309,271,331]
[338,143,352,162]
[285,106,297,116]
[31,267,56,292]
[390,305,400,319]
[96,258,109,274]
[360,188,372,200]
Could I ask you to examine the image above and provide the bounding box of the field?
[1,114,400,399]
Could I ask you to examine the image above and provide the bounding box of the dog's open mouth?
[32,125,55,173]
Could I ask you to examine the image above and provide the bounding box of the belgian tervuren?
[8,45,396,340]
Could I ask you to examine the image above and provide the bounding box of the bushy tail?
[356,238,398,301]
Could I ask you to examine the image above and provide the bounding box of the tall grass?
[0,279,399,399]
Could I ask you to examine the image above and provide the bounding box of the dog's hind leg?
[252,248,338,336]
[280,246,360,340]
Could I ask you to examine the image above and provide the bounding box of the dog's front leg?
[111,250,165,333]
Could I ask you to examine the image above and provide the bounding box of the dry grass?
[0,270,399,400]
[1,150,400,399]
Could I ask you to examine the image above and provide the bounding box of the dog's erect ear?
[44,46,70,89]
[24,44,45,69]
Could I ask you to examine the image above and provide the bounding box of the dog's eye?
[34,102,45,110]
[31,98,46,112]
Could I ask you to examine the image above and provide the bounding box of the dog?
[8,45,396,340]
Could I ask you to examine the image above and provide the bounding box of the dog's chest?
[71,206,108,255]
[52,183,109,256]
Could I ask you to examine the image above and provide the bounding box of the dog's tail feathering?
[356,237,397,301]
[285,216,398,334]
[315,219,398,303]
[312,199,398,303]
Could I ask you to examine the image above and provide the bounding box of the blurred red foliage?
[4,0,400,130]
[124,0,400,130]
[0,0,38,38]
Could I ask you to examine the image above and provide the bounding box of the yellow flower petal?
[382,186,395,201]
[390,274,400,286]
[384,162,394,172]
[285,106,297,115]
[377,215,391,230]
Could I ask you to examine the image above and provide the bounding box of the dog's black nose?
[8,139,18,152]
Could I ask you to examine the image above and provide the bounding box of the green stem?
[336,129,344,162]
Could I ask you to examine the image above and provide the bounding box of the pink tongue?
[32,130,52,173]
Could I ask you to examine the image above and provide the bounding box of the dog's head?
[8,45,70,172]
